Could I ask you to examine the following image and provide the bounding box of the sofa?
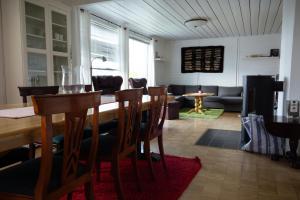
[168,84,243,112]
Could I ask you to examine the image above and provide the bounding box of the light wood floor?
[151,112,300,200]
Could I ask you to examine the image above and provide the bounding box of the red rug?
[62,155,201,200]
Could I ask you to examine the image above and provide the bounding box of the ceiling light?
[184,18,208,28]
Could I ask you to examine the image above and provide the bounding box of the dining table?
[0,95,151,153]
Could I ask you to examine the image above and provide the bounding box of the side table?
[265,116,300,168]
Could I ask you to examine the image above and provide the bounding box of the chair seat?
[54,120,118,151]
[0,155,86,196]
[0,147,30,168]
[81,133,117,157]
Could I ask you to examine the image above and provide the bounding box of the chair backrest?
[147,87,168,138]
[18,86,59,103]
[128,78,148,94]
[115,89,143,155]
[92,76,123,94]
[31,92,101,198]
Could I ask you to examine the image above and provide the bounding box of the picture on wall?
[181,46,224,73]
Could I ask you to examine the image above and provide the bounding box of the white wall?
[156,34,281,86]
[154,37,171,86]
[0,1,6,104]
[1,0,25,104]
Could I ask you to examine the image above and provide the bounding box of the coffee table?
[183,92,214,113]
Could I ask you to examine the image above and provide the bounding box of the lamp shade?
[184,18,208,28]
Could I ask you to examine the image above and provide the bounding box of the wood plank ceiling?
[83,0,282,40]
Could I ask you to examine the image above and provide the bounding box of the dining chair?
[18,86,60,157]
[18,86,59,104]
[139,86,168,180]
[0,92,101,200]
[51,84,92,152]
[81,88,143,200]
[0,86,60,168]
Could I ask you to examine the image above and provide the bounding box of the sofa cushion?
[168,85,186,95]
[201,85,218,96]
[185,96,195,101]
[203,101,224,109]
[185,85,200,93]
[221,97,243,104]
[218,86,243,97]
[204,96,222,103]
[174,95,185,102]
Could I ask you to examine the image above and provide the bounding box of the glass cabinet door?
[52,11,68,53]
[25,2,46,49]
[25,2,47,86]
[27,53,48,86]
[53,56,69,86]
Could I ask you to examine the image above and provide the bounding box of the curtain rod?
[129,30,152,41]
[83,9,152,40]
[89,13,121,28]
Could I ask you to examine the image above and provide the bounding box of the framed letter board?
[181,46,224,73]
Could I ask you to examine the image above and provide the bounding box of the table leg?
[187,97,199,113]
[198,97,203,113]
[289,139,300,168]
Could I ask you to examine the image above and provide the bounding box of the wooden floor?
[151,112,300,200]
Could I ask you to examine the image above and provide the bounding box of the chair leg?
[95,160,101,182]
[131,150,141,191]
[84,181,94,200]
[144,140,155,180]
[112,158,124,200]
[67,192,72,200]
[137,137,142,156]
[158,135,168,175]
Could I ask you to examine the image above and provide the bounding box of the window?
[129,34,150,79]
[90,18,121,76]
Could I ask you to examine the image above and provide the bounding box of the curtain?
[120,26,129,89]
[147,39,155,87]
[71,8,91,84]
[79,10,91,84]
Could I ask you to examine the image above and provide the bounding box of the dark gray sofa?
[168,84,243,112]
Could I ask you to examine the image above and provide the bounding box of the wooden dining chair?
[18,86,59,104]
[0,92,101,200]
[139,86,168,180]
[0,86,60,168]
[81,88,143,200]
[18,86,60,158]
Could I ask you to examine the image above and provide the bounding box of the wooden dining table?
[0,95,151,153]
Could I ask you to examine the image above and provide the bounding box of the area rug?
[196,129,241,150]
[179,108,224,119]
[61,155,201,200]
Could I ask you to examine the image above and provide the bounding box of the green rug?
[179,108,224,119]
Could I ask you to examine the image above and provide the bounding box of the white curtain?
[79,10,91,84]
[71,7,81,84]
[71,8,91,84]
[147,39,155,86]
[120,26,129,89]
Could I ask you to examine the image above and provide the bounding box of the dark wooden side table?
[265,116,300,168]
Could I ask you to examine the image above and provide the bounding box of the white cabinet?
[2,0,71,103]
